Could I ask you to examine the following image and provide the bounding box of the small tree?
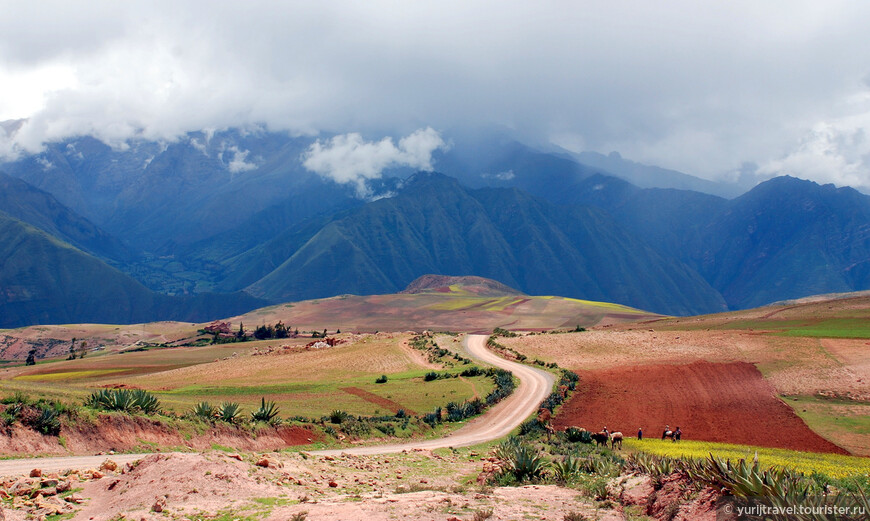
[25,347,37,366]
[236,322,246,340]
[77,341,88,359]
[274,321,288,339]
[67,338,77,360]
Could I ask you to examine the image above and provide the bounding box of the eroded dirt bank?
[0,414,319,457]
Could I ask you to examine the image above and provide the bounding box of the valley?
[0,279,867,519]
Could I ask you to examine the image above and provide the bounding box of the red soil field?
[553,360,848,454]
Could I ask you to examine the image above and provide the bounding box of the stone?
[100,459,119,472]
[29,469,42,478]
[152,497,167,512]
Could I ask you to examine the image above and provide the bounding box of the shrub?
[423,371,440,382]
[251,398,280,424]
[375,375,388,384]
[34,407,61,435]
[552,454,581,483]
[192,401,215,420]
[329,410,349,424]
[564,427,592,444]
[217,402,242,423]
[85,389,161,414]
[500,443,548,482]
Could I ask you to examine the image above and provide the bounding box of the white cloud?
[223,145,258,174]
[481,170,515,181]
[302,128,447,196]
[2,1,870,186]
[758,93,870,189]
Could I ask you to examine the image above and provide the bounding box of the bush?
[85,389,161,414]
[34,407,61,435]
[500,443,548,482]
[564,427,592,444]
[217,402,242,423]
[192,401,215,420]
[251,398,280,424]
[423,371,440,382]
[329,410,349,424]
[375,375,388,384]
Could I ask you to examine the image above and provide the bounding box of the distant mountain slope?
[569,174,870,310]
[0,131,361,251]
[574,151,744,197]
[696,176,870,309]
[568,174,729,261]
[246,173,726,315]
[0,211,266,328]
[0,172,132,262]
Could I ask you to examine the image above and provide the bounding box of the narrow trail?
[0,334,553,474]
[314,334,555,456]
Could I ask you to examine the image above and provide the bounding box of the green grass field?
[0,333,492,420]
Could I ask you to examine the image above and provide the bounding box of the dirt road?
[0,453,149,477]
[315,334,555,455]
[0,334,553,473]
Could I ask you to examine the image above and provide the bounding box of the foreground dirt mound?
[0,451,627,521]
[75,453,286,520]
[554,360,847,454]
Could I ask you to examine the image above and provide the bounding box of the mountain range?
[1,128,869,327]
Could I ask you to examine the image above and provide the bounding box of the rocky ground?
[0,448,722,521]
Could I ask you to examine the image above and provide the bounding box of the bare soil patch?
[553,360,848,454]
[340,387,415,415]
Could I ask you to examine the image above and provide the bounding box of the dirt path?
[0,453,150,477]
[315,334,555,456]
[340,386,416,415]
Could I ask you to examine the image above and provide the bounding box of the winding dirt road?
[0,334,553,474]
[314,334,554,455]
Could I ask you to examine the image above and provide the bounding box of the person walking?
[637,427,643,440]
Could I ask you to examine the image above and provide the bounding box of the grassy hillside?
[0,172,131,262]
[245,172,726,316]
[0,212,266,329]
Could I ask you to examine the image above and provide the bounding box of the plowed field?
[553,360,848,454]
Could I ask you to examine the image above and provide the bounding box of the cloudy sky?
[2,1,870,188]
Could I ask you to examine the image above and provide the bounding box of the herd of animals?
[578,426,683,450]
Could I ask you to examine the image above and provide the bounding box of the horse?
[662,429,676,441]
[610,431,623,450]
[590,432,609,447]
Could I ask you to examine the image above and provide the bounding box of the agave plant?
[551,454,581,483]
[217,402,242,423]
[85,388,161,414]
[35,407,61,435]
[329,409,349,424]
[191,401,215,419]
[502,443,549,482]
[131,389,161,414]
[251,398,280,424]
